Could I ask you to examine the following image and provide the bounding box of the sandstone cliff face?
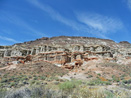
[0,36,131,65]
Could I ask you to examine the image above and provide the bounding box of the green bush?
[29,80,36,85]
[59,80,82,92]
[97,73,101,76]
[40,76,46,80]
[10,82,16,87]
[88,75,93,78]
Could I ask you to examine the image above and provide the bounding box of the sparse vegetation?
[0,54,131,98]
[112,75,120,82]
[87,79,111,86]
[121,79,131,90]
[99,62,131,74]
[0,82,130,98]
[0,61,67,89]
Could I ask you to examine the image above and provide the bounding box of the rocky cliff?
[0,36,131,66]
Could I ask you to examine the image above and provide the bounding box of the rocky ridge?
[0,36,131,66]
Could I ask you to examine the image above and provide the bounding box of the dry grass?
[1,82,131,98]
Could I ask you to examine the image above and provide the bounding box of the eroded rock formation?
[0,36,131,67]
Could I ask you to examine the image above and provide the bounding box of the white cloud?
[28,0,125,39]
[0,35,20,43]
[76,13,124,34]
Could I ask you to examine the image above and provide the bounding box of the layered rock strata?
[0,36,131,66]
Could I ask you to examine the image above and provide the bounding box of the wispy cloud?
[28,0,125,39]
[76,12,124,34]
[0,35,20,43]
[27,0,83,31]
[127,0,131,10]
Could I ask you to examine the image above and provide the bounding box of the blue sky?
[0,0,131,45]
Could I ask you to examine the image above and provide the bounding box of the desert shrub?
[30,86,67,98]
[5,87,31,98]
[121,84,131,90]
[88,75,93,78]
[97,73,101,76]
[105,91,114,98]
[57,73,65,77]
[120,74,126,80]
[59,81,75,92]
[3,74,8,78]
[0,83,131,98]
[0,88,7,98]
[33,77,38,80]
[87,79,111,86]
[59,80,82,92]
[73,86,107,98]
[35,81,41,85]
[18,82,24,87]
[10,82,17,87]
[112,75,120,82]
[122,79,131,84]
[1,78,9,83]
[10,76,15,79]
[2,85,66,98]
[28,75,32,79]
[30,86,44,98]
[40,76,46,80]
[49,76,59,81]
[0,83,3,87]
[29,80,36,85]
[121,79,131,89]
